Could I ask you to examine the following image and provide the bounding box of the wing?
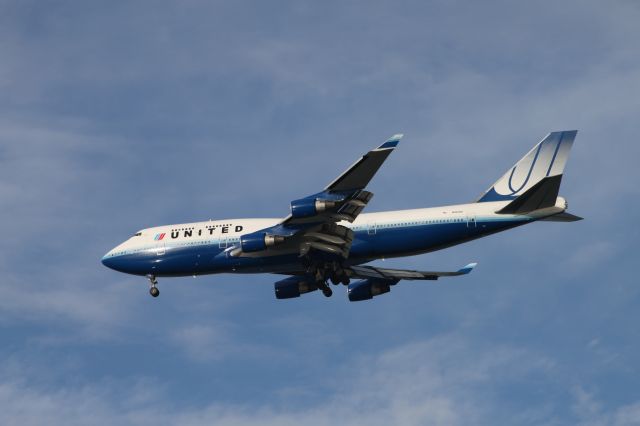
[230,134,403,258]
[273,263,477,301]
[345,263,477,302]
[347,263,478,280]
[285,133,403,226]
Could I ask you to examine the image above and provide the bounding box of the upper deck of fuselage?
[104,218,280,256]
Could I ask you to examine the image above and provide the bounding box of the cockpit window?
[134,232,142,237]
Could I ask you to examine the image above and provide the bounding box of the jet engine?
[290,198,336,218]
[240,232,285,252]
[347,279,393,302]
[274,276,319,299]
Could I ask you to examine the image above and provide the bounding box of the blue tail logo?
[478,130,577,203]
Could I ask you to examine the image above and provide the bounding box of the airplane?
[102,131,582,301]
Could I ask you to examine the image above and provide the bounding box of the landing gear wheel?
[146,275,159,298]
[322,287,333,297]
[329,274,340,285]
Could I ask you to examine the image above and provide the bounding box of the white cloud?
[169,322,282,362]
[1,333,638,426]
[0,335,490,425]
[570,385,640,426]
[567,241,617,271]
[169,324,232,361]
[614,403,640,426]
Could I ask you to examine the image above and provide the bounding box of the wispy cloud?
[0,335,541,425]
[169,323,281,362]
[1,333,637,426]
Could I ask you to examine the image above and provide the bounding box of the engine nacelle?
[348,279,391,302]
[274,276,319,299]
[290,198,336,218]
[240,232,285,252]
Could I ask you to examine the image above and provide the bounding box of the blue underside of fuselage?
[102,218,529,277]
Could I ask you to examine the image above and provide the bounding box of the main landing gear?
[147,274,160,298]
[310,262,349,298]
[311,268,332,297]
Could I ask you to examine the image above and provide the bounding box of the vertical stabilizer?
[477,130,577,203]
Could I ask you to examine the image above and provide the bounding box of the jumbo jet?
[102,131,581,301]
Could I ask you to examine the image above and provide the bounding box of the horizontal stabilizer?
[348,262,477,281]
[539,212,584,222]
[496,175,562,214]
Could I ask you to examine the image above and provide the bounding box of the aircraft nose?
[101,252,117,270]
[101,244,126,270]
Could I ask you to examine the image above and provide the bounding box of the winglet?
[457,262,478,275]
[377,134,403,150]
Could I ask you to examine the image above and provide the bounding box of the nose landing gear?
[146,275,160,298]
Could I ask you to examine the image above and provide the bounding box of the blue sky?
[1,0,639,424]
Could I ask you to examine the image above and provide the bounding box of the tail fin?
[477,130,577,203]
